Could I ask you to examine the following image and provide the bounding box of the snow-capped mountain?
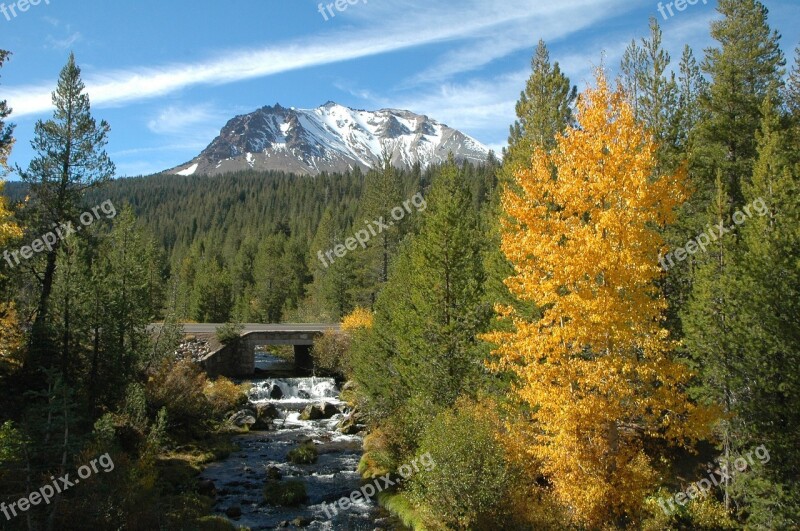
[168,102,490,176]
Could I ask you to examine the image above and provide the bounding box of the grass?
[287,443,318,464]
[377,491,429,531]
[263,480,308,506]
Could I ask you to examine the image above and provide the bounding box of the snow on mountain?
[166,102,491,176]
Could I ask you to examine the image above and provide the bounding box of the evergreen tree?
[192,259,232,323]
[19,53,115,373]
[352,157,489,455]
[504,39,576,174]
[620,18,682,171]
[354,150,402,308]
[731,93,800,526]
[694,0,785,212]
[487,40,575,316]
[0,50,13,175]
[787,45,800,117]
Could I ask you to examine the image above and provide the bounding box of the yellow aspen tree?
[484,70,715,526]
[0,179,22,362]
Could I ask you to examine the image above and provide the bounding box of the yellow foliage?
[203,377,248,417]
[0,302,23,367]
[483,70,716,527]
[0,179,21,246]
[341,307,374,331]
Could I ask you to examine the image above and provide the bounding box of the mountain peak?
[167,103,489,177]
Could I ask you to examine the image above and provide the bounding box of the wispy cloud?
[5,0,629,118]
[146,103,223,137]
[45,32,82,50]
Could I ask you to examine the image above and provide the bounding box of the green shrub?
[216,322,244,344]
[312,330,351,377]
[408,399,512,530]
[263,480,307,506]
[287,443,318,465]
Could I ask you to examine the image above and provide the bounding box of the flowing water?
[201,353,401,530]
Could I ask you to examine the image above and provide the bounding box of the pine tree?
[0,50,14,175]
[352,157,489,454]
[485,72,713,526]
[694,0,785,212]
[504,39,576,175]
[487,40,576,316]
[354,150,402,308]
[620,18,681,171]
[787,45,800,119]
[19,53,115,373]
[730,92,800,526]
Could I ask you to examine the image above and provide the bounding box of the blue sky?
[1,0,798,178]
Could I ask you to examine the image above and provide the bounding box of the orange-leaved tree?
[484,70,715,526]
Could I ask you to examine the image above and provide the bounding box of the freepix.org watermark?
[1,0,49,22]
[659,198,768,271]
[317,193,426,269]
[1,453,115,522]
[321,452,435,519]
[657,445,770,516]
[317,0,367,22]
[657,0,708,21]
[3,200,117,269]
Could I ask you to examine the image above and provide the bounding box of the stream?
[200,353,402,530]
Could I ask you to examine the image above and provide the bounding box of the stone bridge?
[181,324,339,378]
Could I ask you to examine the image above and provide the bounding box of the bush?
[146,358,210,432]
[312,330,351,376]
[408,399,513,530]
[341,307,374,331]
[204,377,248,417]
[215,322,244,344]
[287,443,318,465]
[263,480,307,506]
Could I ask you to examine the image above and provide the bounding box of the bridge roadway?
[179,323,339,335]
[173,323,340,377]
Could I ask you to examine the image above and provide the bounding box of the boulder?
[251,415,272,431]
[269,385,284,400]
[320,402,341,418]
[225,506,242,518]
[300,402,340,421]
[229,410,257,428]
[257,403,282,420]
[299,404,324,421]
[197,479,216,497]
[266,466,283,481]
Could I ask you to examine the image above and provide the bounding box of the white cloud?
[5,0,630,118]
[45,32,82,50]
[146,103,223,137]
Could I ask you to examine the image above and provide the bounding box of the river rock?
[229,409,257,428]
[197,479,216,497]
[266,466,282,481]
[300,402,340,421]
[292,516,311,527]
[299,404,324,421]
[252,416,272,431]
[298,390,311,399]
[257,403,281,420]
[269,385,284,400]
[321,402,341,418]
[225,505,242,518]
